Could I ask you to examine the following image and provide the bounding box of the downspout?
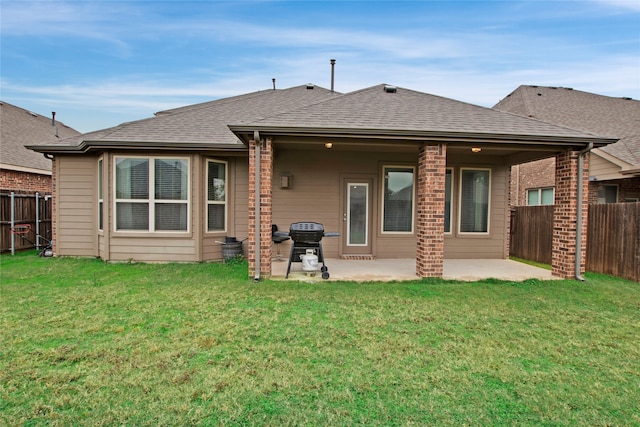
[254,131,261,282]
[575,142,593,281]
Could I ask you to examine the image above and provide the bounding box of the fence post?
[35,192,41,249]
[10,192,15,255]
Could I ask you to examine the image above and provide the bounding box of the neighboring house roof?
[29,83,615,156]
[28,85,338,153]
[493,85,640,171]
[1,101,80,173]
[230,84,611,145]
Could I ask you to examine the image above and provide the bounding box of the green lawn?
[1,252,638,426]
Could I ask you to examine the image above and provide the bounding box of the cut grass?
[1,251,639,426]
[509,256,553,271]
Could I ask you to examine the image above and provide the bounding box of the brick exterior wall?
[248,137,273,278]
[588,177,640,204]
[552,149,588,278]
[0,169,52,194]
[513,160,639,206]
[416,144,446,277]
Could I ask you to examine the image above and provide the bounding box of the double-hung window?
[527,187,554,205]
[459,168,490,233]
[382,166,414,233]
[207,160,227,232]
[114,157,189,232]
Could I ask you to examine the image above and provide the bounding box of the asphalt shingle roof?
[30,83,613,155]
[1,101,80,171]
[237,84,605,140]
[493,85,640,166]
[38,85,337,150]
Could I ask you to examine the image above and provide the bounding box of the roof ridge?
[155,84,335,116]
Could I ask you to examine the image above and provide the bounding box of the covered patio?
[272,258,557,282]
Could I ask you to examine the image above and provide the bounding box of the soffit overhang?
[228,125,616,149]
[27,140,248,155]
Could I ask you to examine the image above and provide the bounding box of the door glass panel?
[348,183,368,246]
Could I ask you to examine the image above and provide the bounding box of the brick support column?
[552,149,589,278]
[248,137,273,279]
[416,143,446,278]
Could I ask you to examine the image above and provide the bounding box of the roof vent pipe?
[330,59,336,92]
[51,112,59,138]
[272,78,276,90]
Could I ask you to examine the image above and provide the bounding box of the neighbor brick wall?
[0,169,52,194]
[416,143,446,278]
[510,158,556,206]
[248,137,273,279]
[588,177,640,204]
[552,149,588,278]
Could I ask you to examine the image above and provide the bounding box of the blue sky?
[2,0,639,133]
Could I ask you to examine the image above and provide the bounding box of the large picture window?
[207,160,227,232]
[114,157,189,232]
[459,168,490,233]
[382,166,414,233]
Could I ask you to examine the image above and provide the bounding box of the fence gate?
[0,192,52,254]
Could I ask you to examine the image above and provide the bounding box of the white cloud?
[594,0,640,11]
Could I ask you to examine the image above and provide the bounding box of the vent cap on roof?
[383,85,397,93]
[306,83,315,90]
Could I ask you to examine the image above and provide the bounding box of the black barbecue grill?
[284,222,338,279]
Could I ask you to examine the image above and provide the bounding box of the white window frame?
[445,168,453,234]
[98,157,104,232]
[113,156,190,233]
[526,187,554,206]
[381,165,415,234]
[206,159,228,233]
[458,167,491,235]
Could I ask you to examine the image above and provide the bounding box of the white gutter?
[575,142,593,281]
[253,131,261,282]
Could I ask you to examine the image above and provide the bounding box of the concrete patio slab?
[271,258,557,282]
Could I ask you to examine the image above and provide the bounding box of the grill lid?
[289,222,325,243]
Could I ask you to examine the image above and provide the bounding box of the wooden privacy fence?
[587,202,639,282]
[0,192,52,254]
[510,205,553,265]
[510,202,640,282]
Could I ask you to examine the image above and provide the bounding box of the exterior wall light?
[325,142,333,149]
[471,147,482,153]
